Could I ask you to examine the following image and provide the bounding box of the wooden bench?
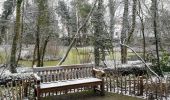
[33,64,105,99]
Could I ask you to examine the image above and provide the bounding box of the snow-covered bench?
[33,64,105,99]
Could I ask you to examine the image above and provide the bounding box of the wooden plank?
[120,75,123,94]
[129,75,131,95]
[125,76,127,94]
[33,64,93,72]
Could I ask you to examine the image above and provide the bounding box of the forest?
[0,0,170,100]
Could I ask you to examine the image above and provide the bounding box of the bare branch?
[58,0,98,65]
[119,41,161,79]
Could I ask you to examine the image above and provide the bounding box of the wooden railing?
[1,65,170,100]
[103,73,170,99]
[0,78,35,100]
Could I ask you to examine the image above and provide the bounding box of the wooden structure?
[0,78,34,100]
[1,64,170,100]
[103,73,170,100]
[33,64,105,99]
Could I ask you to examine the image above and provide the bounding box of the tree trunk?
[109,0,116,39]
[32,43,37,67]
[141,18,146,61]
[36,25,41,67]
[138,0,146,61]
[35,0,50,67]
[94,46,100,66]
[17,0,25,64]
[10,0,22,73]
[121,0,129,64]
[127,0,137,43]
[40,36,50,67]
[151,0,163,76]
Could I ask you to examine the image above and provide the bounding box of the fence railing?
[0,68,170,100]
[0,77,35,100]
[103,73,170,99]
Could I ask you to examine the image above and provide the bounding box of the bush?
[160,51,170,72]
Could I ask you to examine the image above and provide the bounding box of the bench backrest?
[33,64,94,83]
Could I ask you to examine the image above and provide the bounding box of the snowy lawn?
[43,91,144,100]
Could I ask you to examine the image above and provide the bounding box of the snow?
[40,77,102,89]
[0,72,34,81]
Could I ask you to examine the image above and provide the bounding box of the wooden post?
[139,76,143,96]
[37,81,41,100]
[113,75,115,92]
[100,78,105,96]
[146,78,148,98]
[109,76,112,92]
[129,75,131,95]
[125,76,127,94]
[117,76,119,93]
[133,76,136,95]
[34,76,41,100]
[106,75,108,92]
[120,75,123,94]
[24,80,28,97]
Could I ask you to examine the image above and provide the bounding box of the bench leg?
[37,90,40,100]
[93,86,97,93]
[24,83,28,97]
[64,90,68,94]
[100,80,105,96]
[34,88,40,100]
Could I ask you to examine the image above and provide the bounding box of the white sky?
[0,0,170,17]
[0,0,6,14]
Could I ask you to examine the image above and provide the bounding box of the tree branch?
[58,0,98,65]
[119,42,161,79]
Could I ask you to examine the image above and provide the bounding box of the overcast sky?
[0,0,170,17]
[0,0,6,14]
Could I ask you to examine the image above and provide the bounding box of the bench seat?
[40,78,102,89]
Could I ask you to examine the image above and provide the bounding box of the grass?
[18,60,59,67]
[0,47,142,67]
[43,91,144,100]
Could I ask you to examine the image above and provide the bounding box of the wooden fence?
[103,73,170,100]
[0,68,170,100]
[0,78,35,100]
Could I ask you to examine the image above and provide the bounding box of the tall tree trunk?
[0,27,6,44]
[32,43,37,67]
[109,0,116,39]
[36,0,50,67]
[138,0,146,61]
[40,36,50,67]
[93,0,105,66]
[17,0,25,64]
[10,0,22,73]
[127,0,137,43]
[151,0,163,76]
[141,18,146,61]
[121,0,129,64]
[36,25,41,67]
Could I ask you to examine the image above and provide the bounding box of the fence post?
[139,76,143,96]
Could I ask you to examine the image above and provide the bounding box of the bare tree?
[10,0,22,73]
[127,0,137,43]
[109,0,116,39]
[120,0,129,64]
[137,0,146,61]
[150,0,163,76]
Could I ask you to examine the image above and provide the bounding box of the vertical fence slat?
[120,75,123,94]
[125,76,127,94]
[129,75,131,95]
